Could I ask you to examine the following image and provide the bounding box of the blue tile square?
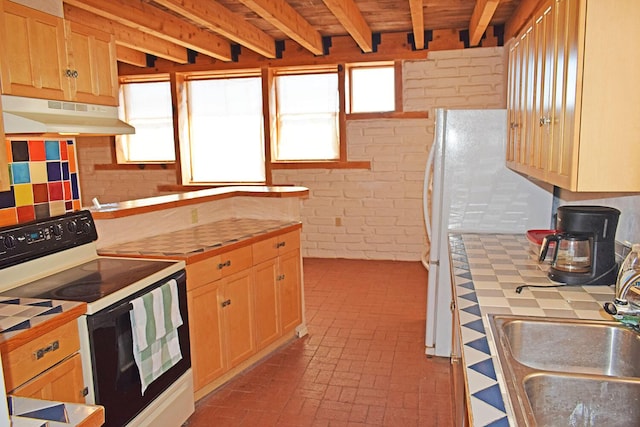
[71,173,79,199]
[61,162,70,180]
[463,318,486,334]
[0,187,16,208]
[45,140,61,160]
[11,163,30,184]
[47,162,62,181]
[469,358,497,380]
[466,336,491,355]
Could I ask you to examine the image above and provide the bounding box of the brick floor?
[183,258,453,426]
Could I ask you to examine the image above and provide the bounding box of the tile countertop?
[97,217,301,262]
[449,233,618,427]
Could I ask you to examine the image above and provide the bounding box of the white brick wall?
[276,46,507,260]
[76,46,506,261]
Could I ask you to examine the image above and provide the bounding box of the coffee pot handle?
[539,233,563,262]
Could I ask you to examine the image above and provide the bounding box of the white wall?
[560,191,640,245]
[274,47,507,260]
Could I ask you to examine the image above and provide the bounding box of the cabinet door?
[187,282,226,391]
[253,259,280,350]
[65,20,118,106]
[0,96,8,192]
[278,249,302,334]
[11,354,85,404]
[546,0,579,188]
[222,269,256,368]
[0,1,67,100]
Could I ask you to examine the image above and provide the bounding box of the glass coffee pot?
[539,232,592,273]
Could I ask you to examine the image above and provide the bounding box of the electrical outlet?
[335,217,342,226]
[191,209,198,224]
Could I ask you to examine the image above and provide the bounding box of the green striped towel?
[130,278,183,394]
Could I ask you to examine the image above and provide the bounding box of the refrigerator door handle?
[423,142,436,242]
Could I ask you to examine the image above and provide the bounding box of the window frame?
[116,74,175,165]
[108,61,428,183]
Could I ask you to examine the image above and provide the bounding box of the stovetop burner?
[1,257,177,303]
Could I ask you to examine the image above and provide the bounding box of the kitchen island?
[93,187,309,401]
[449,233,618,426]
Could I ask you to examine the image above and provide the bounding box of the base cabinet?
[11,353,85,404]
[187,228,303,397]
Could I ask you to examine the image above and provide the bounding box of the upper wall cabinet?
[0,0,118,106]
[506,0,640,192]
[0,95,9,192]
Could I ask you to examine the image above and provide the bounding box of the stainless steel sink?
[488,315,640,426]
[524,373,640,426]
[499,316,640,377]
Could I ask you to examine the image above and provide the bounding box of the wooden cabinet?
[0,0,118,105]
[253,230,302,350]
[2,319,86,403]
[506,0,640,192]
[12,353,85,403]
[186,228,303,398]
[187,280,226,391]
[0,95,8,192]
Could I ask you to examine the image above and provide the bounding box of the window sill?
[271,161,371,170]
[346,111,428,120]
[94,163,176,171]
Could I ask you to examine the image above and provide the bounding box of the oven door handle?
[107,302,134,317]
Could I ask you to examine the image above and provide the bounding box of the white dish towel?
[129,278,183,394]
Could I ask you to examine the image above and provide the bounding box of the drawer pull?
[276,242,286,248]
[217,260,231,269]
[221,299,232,308]
[277,274,286,281]
[34,340,59,360]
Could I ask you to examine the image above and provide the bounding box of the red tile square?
[32,183,49,203]
[28,140,46,161]
[17,205,35,223]
[48,182,63,201]
[60,141,69,160]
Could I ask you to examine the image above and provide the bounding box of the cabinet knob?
[217,260,231,269]
[221,299,232,307]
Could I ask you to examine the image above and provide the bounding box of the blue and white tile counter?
[449,233,616,427]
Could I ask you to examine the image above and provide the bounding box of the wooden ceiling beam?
[153,0,276,58]
[63,0,232,61]
[116,45,147,67]
[238,0,324,56]
[469,0,501,46]
[64,4,189,64]
[321,0,373,53]
[505,0,545,40]
[408,0,424,49]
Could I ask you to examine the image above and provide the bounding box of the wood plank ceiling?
[61,0,543,68]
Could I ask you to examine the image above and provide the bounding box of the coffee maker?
[539,205,620,285]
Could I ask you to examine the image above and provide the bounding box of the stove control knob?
[81,221,92,234]
[3,235,16,249]
[67,220,78,233]
[52,223,64,237]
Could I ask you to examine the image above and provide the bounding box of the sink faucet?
[603,271,640,318]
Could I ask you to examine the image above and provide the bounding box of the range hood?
[2,95,135,135]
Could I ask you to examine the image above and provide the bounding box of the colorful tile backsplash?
[0,139,81,227]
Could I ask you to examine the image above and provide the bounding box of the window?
[184,75,265,183]
[117,78,175,163]
[346,63,395,113]
[272,69,339,161]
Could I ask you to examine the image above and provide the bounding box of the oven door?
[86,270,191,427]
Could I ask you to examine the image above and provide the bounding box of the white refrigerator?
[422,108,553,357]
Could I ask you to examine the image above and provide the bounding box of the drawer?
[187,254,223,291]
[253,230,300,265]
[2,319,80,392]
[217,245,252,277]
